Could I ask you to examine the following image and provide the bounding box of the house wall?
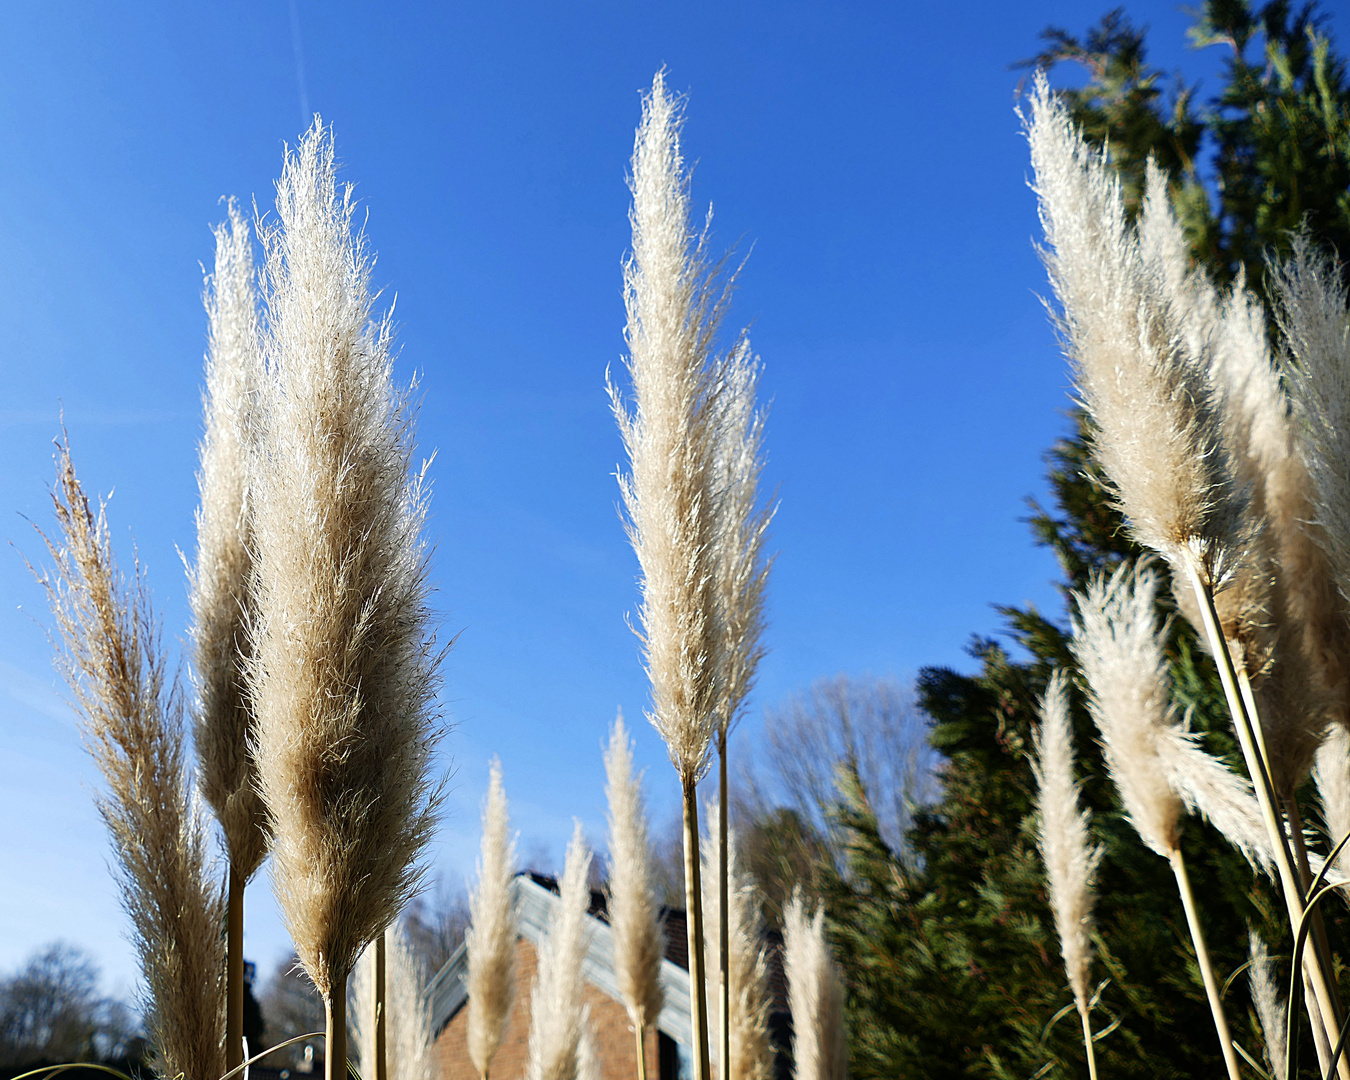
[433,937,660,1080]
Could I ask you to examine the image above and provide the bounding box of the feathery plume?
[192,196,268,882]
[249,118,441,1080]
[1249,931,1289,1080]
[1031,671,1101,1024]
[610,70,727,1080]
[701,811,772,1080]
[353,925,433,1080]
[190,196,268,1077]
[604,712,665,1076]
[467,760,518,1080]
[576,1023,599,1080]
[782,891,847,1080]
[1026,73,1245,585]
[1315,725,1350,881]
[526,822,594,1080]
[35,442,226,1080]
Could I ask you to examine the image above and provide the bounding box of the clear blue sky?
[0,0,1244,995]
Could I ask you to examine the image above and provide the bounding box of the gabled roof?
[426,874,694,1045]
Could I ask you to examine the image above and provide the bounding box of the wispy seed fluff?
[1142,165,1338,793]
[1249,931,1289,1080]
[1072,563,1274,874]
[526,823,594,1080]
[782,891,847,1080]
[701,812,773,1080]
[1026,73,1245,585]
[249,118,441,1001]
[711,339,773,737]
[1278,236,1350,609]
[36,444,225,1080]
[1031,670,1101,1014]
[1315,725,1350,881]
[609,70,728,786]
[353,924,433,1080]
[467,759,518,1080]
[604,714,665,1037]
[190,197,269,882]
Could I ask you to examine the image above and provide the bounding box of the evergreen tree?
[812,3,1350,1076]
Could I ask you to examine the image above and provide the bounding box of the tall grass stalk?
[190,197,268,1078]
[35,441,226,1080]
[467,760,518,1080]
[611,71,732,1080]
[604,714,664,1080]
[1031,671,1102,1080]
[248,118,441,1080]
[1026,75,1348,1066]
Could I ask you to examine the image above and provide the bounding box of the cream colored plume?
[783,891,847,1080]
[1277,236,1350,610]
[353,924,433,1080]
[1315,725,1350,881]
[526,822,594,1080]
[35,442,225,1080]
[249,117,441,1003]
[1142,164,1338,793]
[1249,931,1288,1080]
[712,338,773,738]
[191,197,269,881]
[701,812,772,1080]
[1031,670,1101,1013]
[1026,73,1244,585]
[609,70,727,786]
[1073,562,1275,873]
[604,713,665,1034]
[467,759,518,1080]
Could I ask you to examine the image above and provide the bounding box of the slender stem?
[1235,664,1336,1072]
[325,972,347,1080]
[1169,848,1242,1080]
[718,733,730,1080]
[1078,1004,1098,1080]
[375,932,387,1080]
[635,1021,647,1080]
[1182,560,1349,1077]
[682,779,712,1080]
[227,864,244,1077]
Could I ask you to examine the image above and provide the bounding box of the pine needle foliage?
[34,441,226,1080]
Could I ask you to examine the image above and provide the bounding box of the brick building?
[426,874,788,1080]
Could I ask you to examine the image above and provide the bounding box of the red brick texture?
[433,937,659,1080]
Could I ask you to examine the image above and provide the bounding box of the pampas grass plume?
[1026,73,1244,583]
[1249,931,1289,1080]
[35,442,226,1080]
[1031,670,1101,1014]
[604,714,665,1038]
[191,196,268,882]
[783,891,847,1080]
[467,759,518,1080]
[526,822,594,1080]
[1315,724,1350,880]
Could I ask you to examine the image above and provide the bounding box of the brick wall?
[433,937,660,1080]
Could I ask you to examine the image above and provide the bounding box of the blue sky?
[0,0,1243,994]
